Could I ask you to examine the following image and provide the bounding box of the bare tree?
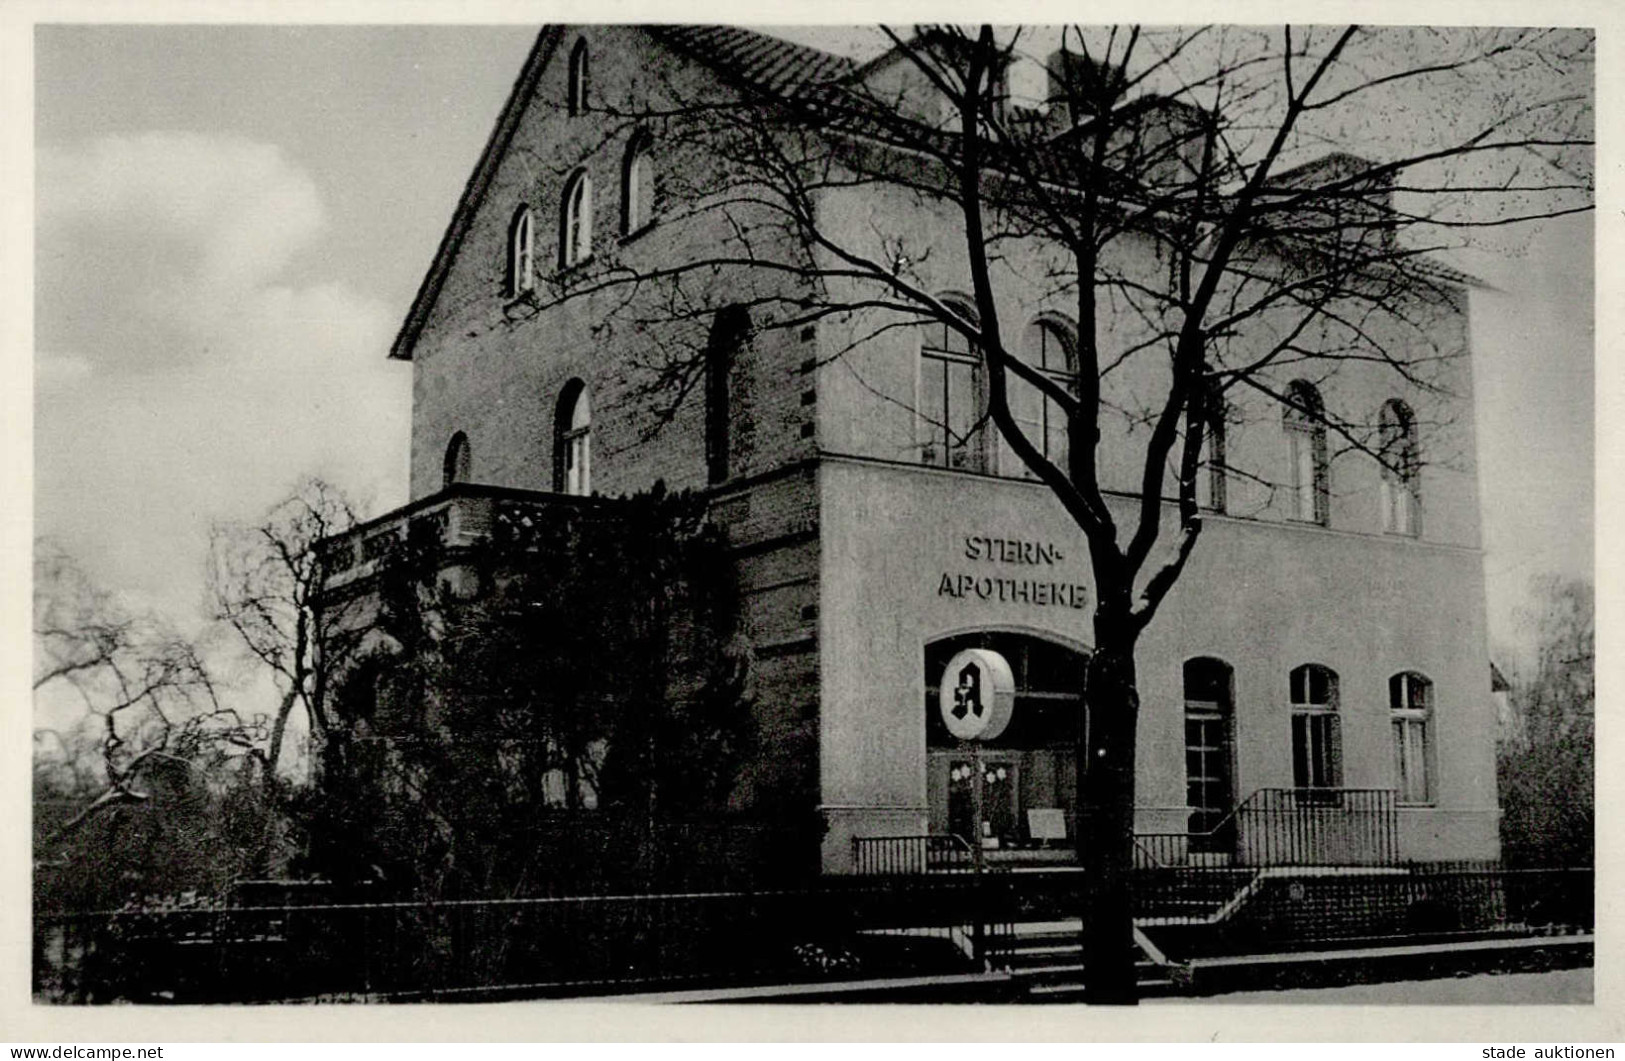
[510,24,1592,999]
[33,544,243,851]
[207,477,363,798]
[1497,575,1593,868]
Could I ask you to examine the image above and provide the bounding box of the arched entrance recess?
[924,631,1089,850]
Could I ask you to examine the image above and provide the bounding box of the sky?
[28,22,1593,679]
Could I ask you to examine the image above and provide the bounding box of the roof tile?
[647,25,857,95]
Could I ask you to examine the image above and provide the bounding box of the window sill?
[619,218,658,245]
[556,255,594,278]
[501,292,540,320]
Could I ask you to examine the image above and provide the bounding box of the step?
[1005,959,1163,978]
[1026,978,1179,1001]
[1006,942,1085,958]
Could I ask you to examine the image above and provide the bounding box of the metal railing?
[851,833,979,876]
[32,864,1588,1002]
[317,484,617,590]
[847,835,1012,970]
[1135,787,1400,869]
[1188,864,1594,950]
[33,875,1019,1005]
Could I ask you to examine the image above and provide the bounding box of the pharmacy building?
[318,25,1502,880]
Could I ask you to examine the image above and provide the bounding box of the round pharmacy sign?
[938,648,1015,741]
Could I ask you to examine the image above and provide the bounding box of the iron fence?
[852,833,979,875]
[33,861,1587,1003]
[34,874,1017,1005]
[1136,788,1400,869]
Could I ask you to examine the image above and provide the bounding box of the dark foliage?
[1497,577,1593,868]
[298,484,762,898]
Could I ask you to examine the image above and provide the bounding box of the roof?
[1270,151,1391,189]
[388,25,1479,360]
[645,25,858,95]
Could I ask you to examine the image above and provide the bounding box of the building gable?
[389,26,564,361]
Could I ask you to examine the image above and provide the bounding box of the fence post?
[973,875,986,968]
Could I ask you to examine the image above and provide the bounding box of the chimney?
[1046,49,1127,126]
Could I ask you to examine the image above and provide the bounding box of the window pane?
[1044,396,1068,469]
[627,156,642,230]
[1185,752,1204,783]
[1313,666,1334,706]
[1004,376,1041,477]
[920,357,947,465]
[946,360,977,469]
[1412,724,1429,801]
[1294,434,1316,519]
[1291,713,1308,786]
[1312,715,1333,786]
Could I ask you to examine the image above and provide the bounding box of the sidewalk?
[598,933,1592,1004]
[1153,966,1592,1004]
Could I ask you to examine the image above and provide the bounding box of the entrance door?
[944,756,1018,845]
[925,633,1087,851]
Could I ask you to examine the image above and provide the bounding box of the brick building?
[321,25,1501,877]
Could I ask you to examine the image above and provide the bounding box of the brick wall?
[397,28,831,822]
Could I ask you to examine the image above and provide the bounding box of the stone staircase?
[997,920,1188,1001]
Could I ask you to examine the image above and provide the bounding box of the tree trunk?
[1078,630,1141,1003]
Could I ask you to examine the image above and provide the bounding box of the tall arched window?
[1284,380,1329,525]
[622,133,655,235]
[1184,658,1235,850]
[1195,382,1228,513]
[1004,319,1076,477]
[1289,663,1341,791]
[443,431,471,489]
[507,206,534,296]
[1379,399,1421,536]
[567,39,590,116]
[555,381,591,496]
[560,170,593,267]
[1390,671,1434,803]
[919,300,985,472]
[706,306,749,485]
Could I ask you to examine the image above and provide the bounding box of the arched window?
[555,382,591,496]
[622,133,655,235]
[706,306,749,485]
[443,431,471,489]
[919,300,985,472]
[1183,658,1235,849]
[1003,319,1076,477]
[507,206,534,296]
[560,171,593,268]
[567,39,590,116]
[1390,672,1434,803]
[1289,663,1341,791]
[1380,399,1421,536]
[1284,380,1329,525]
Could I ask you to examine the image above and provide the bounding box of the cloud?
[37,132,331,373]
[34,132,410,629]
[40,132,323,289]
